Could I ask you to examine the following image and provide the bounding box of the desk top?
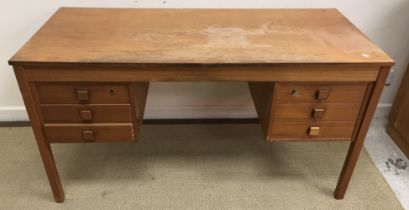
[10,8,393,65]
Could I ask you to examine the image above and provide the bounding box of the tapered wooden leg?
[334,67,390,199]
[334,140,365,199]
[36,142,65,202]
[13,66,65,202]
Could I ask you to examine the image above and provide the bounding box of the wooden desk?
[9,8,393,202]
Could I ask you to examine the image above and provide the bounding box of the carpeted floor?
[0,124,403,209]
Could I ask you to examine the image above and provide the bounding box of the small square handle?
[309,126,320,136]
[316,88,329,100]
[82,130,94,141]
[80,110,93,122]
[312,108,325,120]
[76,90,89,101]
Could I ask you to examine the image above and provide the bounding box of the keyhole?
[109,89,115,95]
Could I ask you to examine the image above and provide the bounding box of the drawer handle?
[291,89,301,97]
[312,108,325,120]
[82,130,94,141]
[309,126,320,136]
[316,88,329,100]
[80,110,93,122]
[76,90,89,102]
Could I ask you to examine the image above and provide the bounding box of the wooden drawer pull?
[80,110,93,121]
[309,126,320,136]
[76,90,89,101]
[316,88,329,100]
[82,130,94,141]
[312,108,325,120]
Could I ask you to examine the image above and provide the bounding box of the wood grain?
[129,82,149,142]
[36,83,130,104]
[9,8,393,65]
[387,64,409,158]
[40,104,132,123]
[274,83,368,104]
[334,66,391,199]
[272,103,361,122]
[250,82,366,142]
[268,121,355,141]
[24,65,380,82]
[7,8,395,202]
[44,123,134,143]
[248,82,275,137]
[387,126,409,159]
[394,99,409,141]
[13,66,65,202]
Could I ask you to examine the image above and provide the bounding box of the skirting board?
[375,104,392,119]
[0,104,391,121]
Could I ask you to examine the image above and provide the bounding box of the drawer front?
[44,123,134,143]
[36,83,130,104]
[41,104,132,123]
[272,103,361,122]
[268,122,355,141]
[275,83,367,104]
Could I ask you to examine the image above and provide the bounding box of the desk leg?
[36,142,65,202]
[13,66,65,202]
[334,66,390,199]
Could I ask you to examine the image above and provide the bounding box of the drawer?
[274,83,367,104]
[41,104,132,123]
[36,83,130,104]
[44,123,134,143]
[268,122,355,141]
[272,103,361,122]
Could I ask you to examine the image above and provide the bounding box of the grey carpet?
[0,124,403,209]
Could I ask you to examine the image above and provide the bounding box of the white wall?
[1,0,409,120]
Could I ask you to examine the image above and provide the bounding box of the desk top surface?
[10,8,393,65]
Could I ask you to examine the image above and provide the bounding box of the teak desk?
[9,8,394,202]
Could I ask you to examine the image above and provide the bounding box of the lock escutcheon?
[291,89,301,97]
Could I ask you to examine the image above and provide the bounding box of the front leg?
[14,66,65,202]
[334,67,390,199]
[36,142,65,202]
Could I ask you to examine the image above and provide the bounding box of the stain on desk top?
[9,8,393,65]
